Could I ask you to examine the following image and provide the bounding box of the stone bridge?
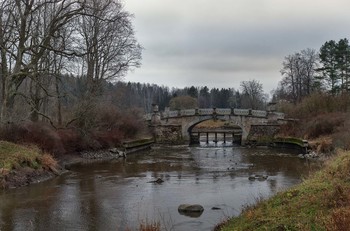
[146,106,286,145]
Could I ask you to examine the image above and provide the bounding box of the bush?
[0,122,65,155]
[303,113,345,139]
[0,104,149,155]
[277,92,350,119]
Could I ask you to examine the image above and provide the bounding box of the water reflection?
[0,146,320,231]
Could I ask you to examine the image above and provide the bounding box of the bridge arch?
[182,115,249,141]
[186,117,244,144]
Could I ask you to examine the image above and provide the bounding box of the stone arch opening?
[187,118,243,145]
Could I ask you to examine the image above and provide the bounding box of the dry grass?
[138,221,161,231]
[125,220,161,231]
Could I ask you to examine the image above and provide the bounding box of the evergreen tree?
[319,40,340,94]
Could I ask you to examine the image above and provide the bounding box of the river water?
[0,143,318,231]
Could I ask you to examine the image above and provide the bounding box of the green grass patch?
[218,150,350,231]
[274,137,306,147]
[0,141,53,172]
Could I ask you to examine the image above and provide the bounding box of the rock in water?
[178,204,204,218]
[178,204,204,212]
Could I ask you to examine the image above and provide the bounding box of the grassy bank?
[217,150,350,231]
[0,141,58,189]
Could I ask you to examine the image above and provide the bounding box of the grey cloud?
[125,0,350,94]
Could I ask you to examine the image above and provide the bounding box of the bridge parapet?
[166,110,179,118]
[233,109,250,116]
[181,109,196,116]
[251,110,267,117]
[146,107,285,120]
[216,108,232,115]
[198,108,214,115]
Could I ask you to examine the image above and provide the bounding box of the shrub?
[303,113,345,139]
[0,122,65,155]
[277,92,350,119]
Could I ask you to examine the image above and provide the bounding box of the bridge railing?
[216,108,232,115]
[146,107,285,120]
[233,109,250,116]
[181,109,196,116]
[198,108,214,115]
[167,111,179,118]
[251,110,267,117]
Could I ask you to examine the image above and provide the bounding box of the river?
[0,143,318,231]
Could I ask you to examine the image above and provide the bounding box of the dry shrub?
[303,113,345,139]
[57,129,84,153]
[40,153,58,170]
[23,122,65,155]
[138,221,161,231]
[92,129,123,148]
[277,92,350,119]
[329,206,350,231]
[119,108,146,138]
[316,137,333,153]
[0,122,65,155]
[332,116,350,150]
[0,123,28,142]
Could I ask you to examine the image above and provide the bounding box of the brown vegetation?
[277,92,350,152]
[0,106,149,156]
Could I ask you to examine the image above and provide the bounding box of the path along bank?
[216,149,350,231]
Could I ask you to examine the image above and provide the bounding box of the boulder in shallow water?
[178,204,204,217]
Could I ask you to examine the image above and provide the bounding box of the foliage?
[218,150,350,231]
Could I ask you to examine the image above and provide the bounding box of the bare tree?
[75,0,142,95]
[279,49,319,103]
[0,0,85,122]
[240,80,266,109]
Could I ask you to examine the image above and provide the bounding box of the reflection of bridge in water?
[146,106,286,145]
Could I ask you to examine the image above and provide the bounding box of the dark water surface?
[0,145,318,231]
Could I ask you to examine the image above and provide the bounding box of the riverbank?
[0,137,154,189]
[0,141,61,189]
[216,149,350,231]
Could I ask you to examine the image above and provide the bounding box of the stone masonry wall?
[152,125,184,144]
[247,125,280,145]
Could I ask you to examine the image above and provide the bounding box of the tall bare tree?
[240,80,266,110]
[0,0,85,122]
[279,49,319,103]
[75,0,142,96]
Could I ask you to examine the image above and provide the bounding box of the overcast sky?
[123,0,350,94]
